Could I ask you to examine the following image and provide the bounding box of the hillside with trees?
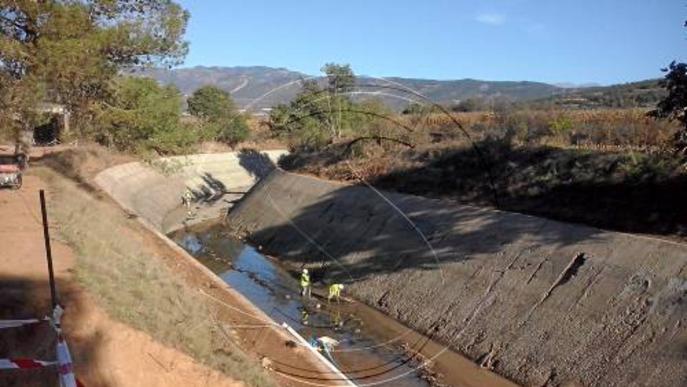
[525,79,665,109]
[145,66,666,112]
[269,60,687,239]
[145,66,570,110]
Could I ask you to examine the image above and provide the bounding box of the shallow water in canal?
[171,223,432,386]
[170,221,517,387]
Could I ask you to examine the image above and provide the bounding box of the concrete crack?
[519,252,587,329]
[526,256,548,285]
[540,252,587,303]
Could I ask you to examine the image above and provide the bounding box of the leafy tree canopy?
[98,76,196,154]
[649,20,687,154]
[269,64,400,151]
[187,85,237,121]
[0,0,189,139]
[649,61,687,153]
[187,85,248,145]
[321,63,355,94]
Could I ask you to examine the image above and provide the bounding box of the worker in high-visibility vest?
[328,284,344,303]
[300,269,311,298]
[182,189,194,217]
[300,308,310,326]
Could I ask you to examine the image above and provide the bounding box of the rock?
[261,356,273,370]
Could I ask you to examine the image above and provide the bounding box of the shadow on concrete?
[187,149,279,204]
[240,173,602,285]
[237,148,276,180]
[0,276,105,387]
[188,173,248,205]
[188,173,227,203]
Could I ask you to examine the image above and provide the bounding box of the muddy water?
[170,222,516,387]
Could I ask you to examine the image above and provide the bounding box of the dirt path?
[0,175,241,386]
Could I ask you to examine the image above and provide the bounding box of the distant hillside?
[143,66,306,110]
[528,79,665,109]
[144,66,570,111]
[383,77,563,104]
[143,66,663,112]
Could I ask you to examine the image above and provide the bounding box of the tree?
[649,61,687,154]
[0,71,43,145]
[98,76,197,154]
[320,63,356,138]
[268,65,407,152]
[187,85,248,145]
[0,0,189,142]
[321,63,355,94]
[268,79,331,150]
[188,86,237,121]
[451,97,488,112]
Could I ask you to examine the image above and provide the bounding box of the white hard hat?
[303,268,308,274]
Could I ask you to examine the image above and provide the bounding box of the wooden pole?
[39,190,58,309]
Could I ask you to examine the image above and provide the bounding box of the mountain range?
[143,66,659,111]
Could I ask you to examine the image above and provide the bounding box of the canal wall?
[227,168,687,387]
[94,150,285,233]
[93,150,357,383]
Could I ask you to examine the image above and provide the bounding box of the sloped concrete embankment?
[94,150,285,233]
[93,150,355,384]
[228,169,687,387]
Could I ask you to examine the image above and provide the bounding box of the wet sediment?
[171,222,515,387]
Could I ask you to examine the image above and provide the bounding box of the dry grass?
[281,135,687,237]
[392,108,679,150]
[32,163,274,386]
[244,117,285,150]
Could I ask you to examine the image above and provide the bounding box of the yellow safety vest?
[300,273,310,288]
[329,284,343,297]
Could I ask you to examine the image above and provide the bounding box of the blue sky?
[177,0,686,85]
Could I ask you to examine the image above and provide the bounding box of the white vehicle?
[0,153,26,189]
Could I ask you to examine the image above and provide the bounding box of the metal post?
[39,190,58,309]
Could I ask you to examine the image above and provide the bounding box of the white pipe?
[281,322,357,387]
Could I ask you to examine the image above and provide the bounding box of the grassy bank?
[393,108,678,149]
[281,137,687,238]
[274,103,687,237]
[32,150,273,386]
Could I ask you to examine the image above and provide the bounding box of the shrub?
[97,77,199,155]
[187,86,249,146]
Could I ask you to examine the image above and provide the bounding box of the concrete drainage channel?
[170,222,515,387]
[94,152,513,386]
[95,151,687,386]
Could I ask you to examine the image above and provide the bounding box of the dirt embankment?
[0,175,240,387]
[228,168,687,387]
[1,146,335,386]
